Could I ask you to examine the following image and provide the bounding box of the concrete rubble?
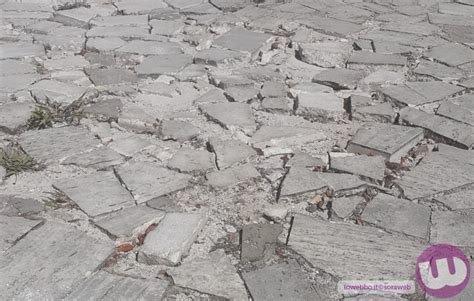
[0,0,473,299]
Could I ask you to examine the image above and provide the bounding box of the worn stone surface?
[0,195,44,217]
[298,41,352,68]
[159,120,201,142]
[116,162,191,204]
[330,154,385,181]
[332,196,363,218]
[0,215,42,252]
[135,54,193,77]
[0,102,35,134]
[208,137,256,169]
[29,80,86,106]
[85,68,138,86]
[61,147,124,169]
[313,69,366,90]
[436,94,474,126]
[430,211,474,248]
[0,221,114,299]
[296,92,346,122]
[289,215,426,279]
[425,43,474,67]
[213,27,270,54]
[168,148,215,174]
[207,163,260,187]
[170,249,248,300]
[434,186,474,210]
[241,223,283,262]
[138,212,207,266]
[200,102,256,135]
[347,51,407,69]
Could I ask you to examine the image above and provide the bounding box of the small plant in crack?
[27,101,86,128]
[0,145,37,177]
[43,189,76,209]
[27,106,54,130]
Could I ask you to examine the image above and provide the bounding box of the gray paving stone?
[213,27,271,54]
[372,40,416,55]
[241,223,282,262]
[224,85,259,103]
[29,79,87,106]
[86,26,149,39]
[285,151,326,169]
[346,123,424,163]
[86,37,126,52]
[414,60,466,81]
[360,70,405,91]
[427,43,474,67]
[168,148,215,174]
[362,194,431,239]
[83,98,124,121]
[430,211,474,248]
[43,56,89,71]
[66,271,169,300]
[53,7,110,28]
[210,0,250,12]
[108,135,153,157]
[117,40,182,56]
[381,21,439,36]
[208,137,256,169]
[261,97,292,113]
[170,249,248,300]
[150,19,185,36]
[242,260,319,301]
[347,51,407,69]
[332,196,364,218]
[400,107,474,149]
[428,13,474,27]
[0,195,44,217]
[434,186,474,210]
[0,74,41,93]
[260,81,287,99]
[443,24,474,46]
[135,54,193,77]
[61,147,124,170]
[330,154,385,181]
[353,102,397,123]
[159,120,201,142]
[0,216,42,252]
[313,68,366,90]
[0,60,36,76]
[381,85,429,107]
[0,221,114,299]
[206,163,260,188]
[288,214,426,279]
[298,41,352,68]
[200,102,256,135]
[116,162,191,204]
[0,102,35,134]
[460,77,474,89]
[118,106,158,134]
[296,92,346,122]
[194,48,248,66]
[94,205,165,239]
[146,196,180,212]
[439,2,474,17]
[114,0,167,14]
[19,127,100,165]
[90,15,149,27]
[0,43,44,60]
[436,94,474,126]
[193,89,228,104]
[299,15,365,37]
[396,144,474,199]
[138,212,207,266]
[54,171,135,217]
[85,68,138,86]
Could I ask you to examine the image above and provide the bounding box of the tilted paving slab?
[94,205,165,240]
[241,223,283,262]
[168,148,216,174]
[428,13,474,27]
[194,47,248,66]
[117,40,182,56]
[0,221,114,299]
[362,194,431,239]
[169,249,248,300]
[159,120,201,142]
[208,137,256,169]
[213,27,271,54]
[86,26,149,39]
[395,144,474,199]
[150,19,185,36]
[352,102,397,123]
[0,102,35,134]
[439,2,474,17]
[138,212,207,266]
[299,15,365,37]
[288,215,426,280]
[83,98,124,122]
[434,185,474,210]
[19,127,101,164]
[86,37,126,52]
[29,79,87,106]
[200,102,256,135]
[54,171,135,217]
[206,163,260,188]
[332,196,364,218]
[210,0,250,12]
[193,89,228,104]
[381,21,439,36]
[0,216,42,252]
[114,0,167,14]
[330,154,385,181]
[296,92,346,122]
[0,42,44,60]
[298,41,352,68]
[413,60,466,81]
[53,6,113,28]
[430,211,474,248]
[285,151,326,169]
[436,94,474,126]
[347,51,407,69]
[346,123,424,163]
[0,60,36,76]
[443,24,474,46]
[380,85,429,107]
[135,54,193,77]
[66,271,169,300]
[312,68,366,90]
[0,73,41,93]
[116,162,191,204]
[404,81,463,105]
[400,107,474,149]
[85,68,138,86]
[108,135,154,157]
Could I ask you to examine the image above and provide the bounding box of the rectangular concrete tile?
[288,215,426,280]
[330,154,386,181]
[0,221,114,299]
[138,212,208,266]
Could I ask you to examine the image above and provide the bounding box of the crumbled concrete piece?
[54,171,135,217]
[332,196,363,218]
[194,48,248,66]
[108,135,153,157]
[169,249,248,300]
[86,37,126,52]
[168,148,215,174]
[0,216,42,252]
[330,154,385,181]
[206,163,260,187]
[200,102,256,135]
[19,127,100,164]
[94,205,165,239]
[90,15,149,27]
[353,102,397,123]
[138,212,207,266]
[213,27,271,54]
[414,60,466,81]
[66,271,169,300]
[150,19,185,36]
[85,68,138,86]
[263,206,288,221]
[160,120,201,142]
[395,144,474,199]
[436,94,474,126]
[313,68,366,90]
[242,260,319,301]
[135,54,193,77]
[0,102,35,134]
[400,107,474,149]
[296,92,346,122]
[298,41,352,68]
[346,123,424,163]
[430,211,474,248]
[289,215,426,279]
[117,40,182,56]
[347,51,407,69]
[208,137,256,169]
[434,186,474,210]
[241,223,283,262]
[116,162,191,204]
[425,43,474,66]
[0,43,44,60]
[0,221,114,299]
[193,89,228,104]
[362,194,431,239]
[61,147,124,170]
[146,196,180,212]
[29,79,86,106]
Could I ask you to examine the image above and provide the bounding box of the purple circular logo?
[416,244,471,298]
